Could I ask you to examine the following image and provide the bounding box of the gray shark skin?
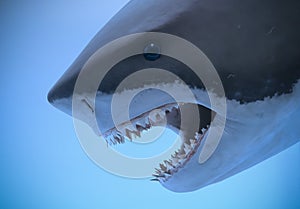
[48,0,300,192]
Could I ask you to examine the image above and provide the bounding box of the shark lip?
[101,102,213,182]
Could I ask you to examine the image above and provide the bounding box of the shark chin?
[48,0,300,192]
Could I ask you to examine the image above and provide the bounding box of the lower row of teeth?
[151,130,207,182]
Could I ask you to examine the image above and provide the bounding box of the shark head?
[48,0,300,192]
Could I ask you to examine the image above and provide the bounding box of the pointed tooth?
[171,157,179,164]
[129,124,138,132]
[114,137,119,144]
[195,132,201,140]
[178,158,185,163]
[178,147,186,156]
[116,131,123,137]
[155,168,162,174]
[135,123,146,132]
[184,143,191,150]
[144,117,152,129]
[163,172,172,177]
[190,139,196,145]
[164,160,174,169]
[116,125,126,136]
[180,147,186,154]
[184,147,190,154]
[178,148,186,158]
[155,113,161,121]
[178,154,186,159]
[135,130,141,138]
[115,136,121,143]
[130,131,140,139]
[106,137,113,146]
[164,106,172,113]
[125,129,132,140]
[137,119,146,127]
[152,174,165,178]
[167,160,175,168]
[157,111,165,120]
[190,140,197,148]
[168,105,174,111]
[159,163,167,171]
[149,111,157,123]
[111,139,116,145]
[115,133,124,143]
[122,136,125,143]
[148,117,156,126]
[108,135,116,145]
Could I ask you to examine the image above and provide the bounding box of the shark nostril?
[144,43,161,61]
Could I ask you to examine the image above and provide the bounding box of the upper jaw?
[102,103,180,145]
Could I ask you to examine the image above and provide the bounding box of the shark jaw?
[85,80,299,192]
[52,80,300,192]
[100,101,215,183]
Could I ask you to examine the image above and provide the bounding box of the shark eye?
[144,43,161,61]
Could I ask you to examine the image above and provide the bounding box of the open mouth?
[102,103,214,182]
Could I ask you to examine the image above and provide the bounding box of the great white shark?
[48,0,300,192]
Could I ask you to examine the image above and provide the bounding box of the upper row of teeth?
[104,103,180,145]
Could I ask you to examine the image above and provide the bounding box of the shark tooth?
[114,136,121,143]
[128,123,138,132]
[184,147,190,154]
[171,157,179,164]
[183,143,191,154]
[148,116,156,126]
[163,172,172,178]
[173,103,179,109]
[155,168,162,174]
[184,143,192,150]
[148,110,159,123]
[165,160,175,168]
[152,174,165,178]
[158,111,166,119]
[164,105,173,113]
[135,123,146,132]
[159,163,167,171]
[178,153,186,159]
[135,130,141,137]
[190,139,197,145]
[111,138,117,145]
[107,135,117,145]
[195,132,201,140]
[125,128,133,140]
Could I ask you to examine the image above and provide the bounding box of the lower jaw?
[152,126,210,182]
